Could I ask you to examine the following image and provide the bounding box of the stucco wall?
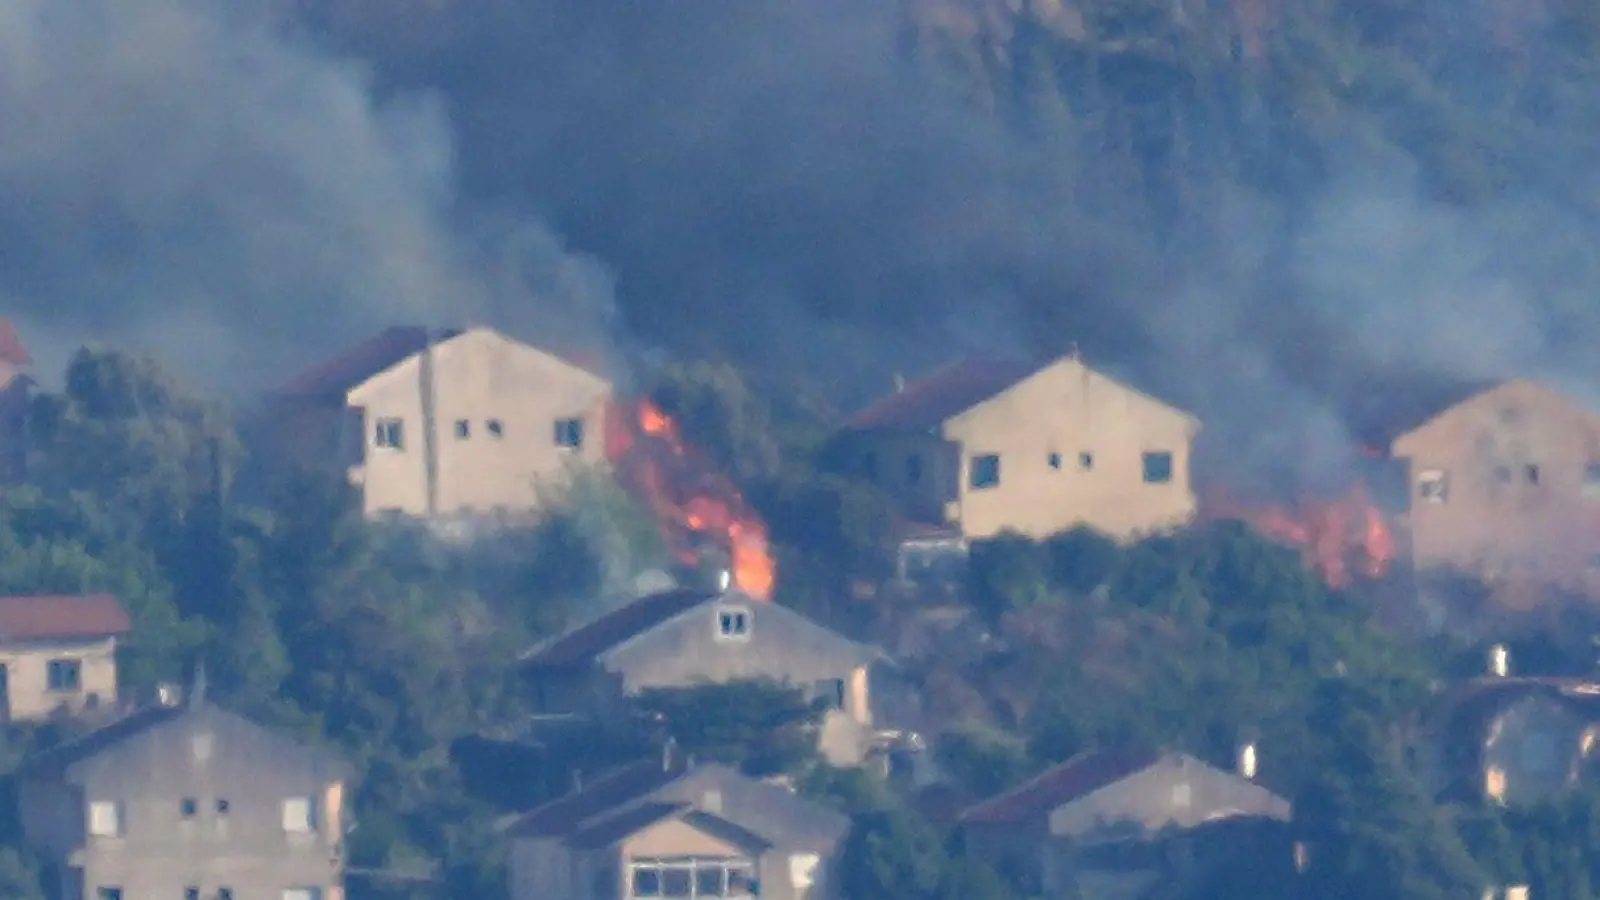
[0,636,119,721]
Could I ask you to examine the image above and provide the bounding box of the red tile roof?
[842,359,1038,432]
[0,318,32,367]
[958,748,1162,825]
[275,326,464,397]
[520,589,713,669]
[0,594,131,642]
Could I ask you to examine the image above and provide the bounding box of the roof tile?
[959,747,1162,825]
[0,594,131,642]
[520,589,714,669]
[275,326,463,397]
[842,359,1038,432]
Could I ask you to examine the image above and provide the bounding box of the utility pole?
[419,327,441,519]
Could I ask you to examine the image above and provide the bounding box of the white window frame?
[87,800,123,837]
[1417,468,1449,503]
[373,417,405,450]
[281,796,318,833]
[282,889,324,900]
[715,605,751,641]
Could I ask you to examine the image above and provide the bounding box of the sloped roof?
[841,359,1038,431]
[501,759,849,849]
[520,589,715,669]
[1345,377,1503,451]
[959,747,1163,825]
[0,318,31,367]
[275,326,464,397]
[0,594,131,642]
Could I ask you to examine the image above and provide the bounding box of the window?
[1417,468,1449,502]
[662,868,692,897]
[95,889,121,900]
[216,798,231,815]
[696,868,725,897]
[1171,783,1192,807]
[1048,452,1062,470]
[1493,465,1512,483]
[87,800,123,837]
[633,869,662,897]
[180,797,198,819]
[219,890,234,900]
[969,454,1000,490]
[554,417,585,448]
[1079,452,1094,470]
[282,796,317,833]
[716,606,750,639]
[373,417,404,449]
[487,418,504,438]
[283,889,324,900]
[186,889,200,900]
[904,454,923,485]
[1526,464,1541,485]
[454,419,470,439]
[1142,451,1174,484]
[47,659,81,692]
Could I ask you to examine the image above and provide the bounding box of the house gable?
[945,355,1199,439]
[1391,380,1600,459]
[346,326,611,407]
[840,360,1039,433]
[1045,754,1290,839]
[596,592,882,691]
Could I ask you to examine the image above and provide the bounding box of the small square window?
[1079,452,1094,470]
[216,798,230,815]
[487,419,504,438]
[454,419,471,439]
[88,801,123,837]
[716,606,751,639]
[186,888,200,900]
[969,454,1000,490]
[219,890,234,900]
[1171,783,1192,807]
[633,869,662,897]
[1142,451,1174,484]
[374,417,405,450]
[180,797,197,818]
[95,889,121,900]
[554,417,585,448]
[282,796,317,833]
[1526,464,1541,485]
[1048,452,1062,470]
[47,659,81,692]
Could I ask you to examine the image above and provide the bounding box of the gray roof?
[17,701,350,783]
[501,759,849,850]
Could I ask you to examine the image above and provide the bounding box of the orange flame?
[1202,483,1394,589]
[608,399,776,600]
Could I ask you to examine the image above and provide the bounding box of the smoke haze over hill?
[5,0,1600,488]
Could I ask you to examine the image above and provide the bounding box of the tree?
[628,680,825,776]
[966,532,1056,621]
[839,808,948,900]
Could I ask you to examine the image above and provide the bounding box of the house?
[957,748,1293,900]
[260,325,613,526]
[1416,671,1600,807]
[519,588,884,766]
[835,354,1201,579]
[15,679,351,900]
[1384,379,1600,595]
[0,317,33,482]
[0,594,130,722]
[500,754,850,900]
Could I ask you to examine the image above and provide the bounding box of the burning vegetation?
[605,399,776,599]
[1201,483,1396,590]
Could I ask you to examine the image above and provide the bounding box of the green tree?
[839,808,948,900]
[628,680,825,776]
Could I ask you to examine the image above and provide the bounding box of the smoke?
[0,0,618,393]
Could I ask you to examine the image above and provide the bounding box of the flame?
[1201,483,1395,589]
[607,399,776,600]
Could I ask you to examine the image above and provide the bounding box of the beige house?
[1387,379,1600,595]
[16,681,351,900]
[0,594,129,722]
[500,756,851,900]
[263,325,613,524]
[837,355,1201,547]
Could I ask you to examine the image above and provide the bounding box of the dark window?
[696,868,725,897]
[180,798,197,818]
[1526,464,1541,485]
[969,454,1000,490]
[95,889,121,900]
[454,419,470,439]
[487,419,504,438]
[374,417,404,449]
[661,867,692,897]
[1048,452,1062,470]
[1079,452,1094,470]
[633,869,662,897]
[216,798,230,815]
[717,607,750,638]
[185,889,200,900]
[1417,469,1449,502]
[218,891,233,900]
[905,455,923,485]
[554,417,584,448]
[1142,451,1174,484]
[47,659,81,692]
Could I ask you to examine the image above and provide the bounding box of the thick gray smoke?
[0,0,618,391]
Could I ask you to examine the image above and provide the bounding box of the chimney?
[187,660,207,709]
[892,373,905,393]
[717,569,732,592]
[1489,643,1510,678]
[1236,741,1258,780]
[662,736,678,772]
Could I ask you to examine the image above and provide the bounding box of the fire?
[607,399,776,600]
[1201,483,1395,589]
